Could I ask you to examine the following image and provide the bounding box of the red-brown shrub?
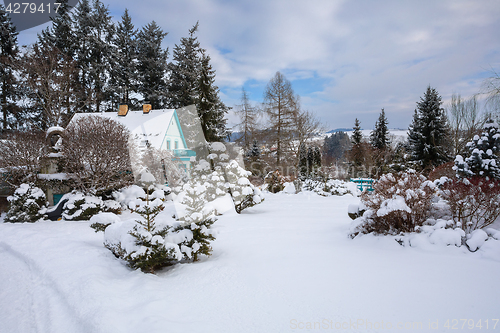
[441,177,500,233]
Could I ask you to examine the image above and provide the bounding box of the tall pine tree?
[110,9,138,107]
[197,50,229,142]
[136,21,168,109]
[408,86,450,171]
[0,4,19,131]
[167,23,200,109]
[370,108,390,150]
[348,118,365,177]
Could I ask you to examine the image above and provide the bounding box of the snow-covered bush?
[454,119,500,180]
[225,160,264,213]
[62,192,120,221]
[391,220,500,253]
[112,184,171,211]
[5,184,47,223]
[105,197,181,273]
[188,143,263,214]
[264,169,287,193]
[303,178,357,197]
[440,177,500,234]
[175,182,216,261]
[350,170,435,236]
[89,212,121,232]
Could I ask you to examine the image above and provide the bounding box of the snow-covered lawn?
[1,192,499,333]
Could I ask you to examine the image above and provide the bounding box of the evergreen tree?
[246,140,261,159]
[136,21,168,109]
[110,9,138,106]
[197,49,229,141]
[455,119,500,180]
[408,86,450,171]
[39,0,75,57]
[348,118,366,177]
[0,5,19,131]
[167,22,200,109]
[72,0,114,113]
[177,177,216,261]
[370,108,390,150]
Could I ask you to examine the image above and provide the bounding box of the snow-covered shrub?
[62,192,120,221]
[225,160,264,213]
[175,182,216,261]
[454,119,500,180]
[89,212,121,232]
[264,169,286,193]
[440,177,500,234]
[350,170,435,236]
[303,178,357,197]
[5,184,47,223]
[105,197,181,273]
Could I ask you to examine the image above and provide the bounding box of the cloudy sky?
[17,0,500,131]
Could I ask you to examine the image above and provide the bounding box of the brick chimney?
[118,104,128,116]
[143,104,152,114]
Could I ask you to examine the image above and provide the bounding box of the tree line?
[338,80,500,179]
[0,0,229,142]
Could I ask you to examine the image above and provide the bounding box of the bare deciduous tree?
[447,93,483,156]
[17,41,81,129]
[0,130,47,187]
[235,87,260,151]
[263,71,298,166]
[62,115,134,194]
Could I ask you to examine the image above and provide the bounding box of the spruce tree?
[39,0,75,57]
[197,49,229,141]
[349,118,365,178]
[177,179,216,261]
[370,108,390,150]
[455,119,500,180]
[0,5,19,131]
[72,0,114,113]
[167,23,200,109]
[136,21,168,109]
[408,86,450,171]
[110,9,138,106]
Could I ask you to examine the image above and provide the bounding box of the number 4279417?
[5,3,62,14]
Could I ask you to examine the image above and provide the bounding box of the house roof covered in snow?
[71,109,187,151]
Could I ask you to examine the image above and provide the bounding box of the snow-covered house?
[70,105,197,175]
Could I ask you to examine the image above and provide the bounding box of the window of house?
[166,140,170,150]
[174,141,178,149]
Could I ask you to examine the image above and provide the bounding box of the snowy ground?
[1,192,499,333]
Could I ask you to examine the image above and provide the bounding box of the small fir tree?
[177,182,216,261]
[5,184,47,223]
[105,171,180,273]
